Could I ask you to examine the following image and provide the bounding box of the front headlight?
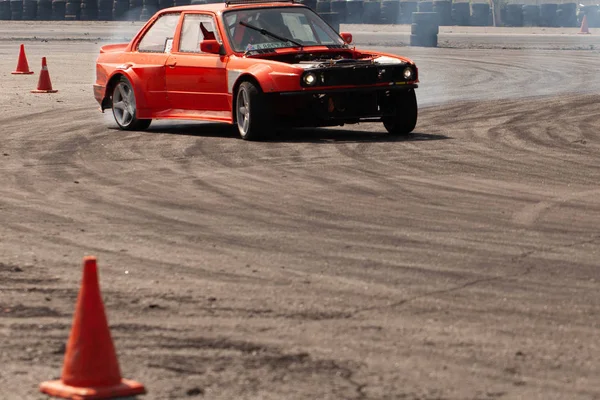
[403,67,414,80]
[303,72,317,86]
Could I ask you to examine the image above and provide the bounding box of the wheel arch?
[101,70,147,112]
[231,74,263,123]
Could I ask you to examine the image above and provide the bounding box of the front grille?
[304,65,414,87]
[322,66,379,86]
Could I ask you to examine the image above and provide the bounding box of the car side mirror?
[200,40,224,55]
[340,32,352,44]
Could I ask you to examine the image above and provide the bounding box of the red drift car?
[94,0,419,140]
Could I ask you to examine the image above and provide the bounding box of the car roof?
[156,1,306,15]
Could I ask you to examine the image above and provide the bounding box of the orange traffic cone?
[39,256,146,399]
[31,57,58,93]
[579,15,591,34]
[12,44,34,75]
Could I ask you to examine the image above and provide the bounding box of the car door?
[133,12,181,115]
[165,13,229,117]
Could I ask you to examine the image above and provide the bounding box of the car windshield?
[223,6,345,53]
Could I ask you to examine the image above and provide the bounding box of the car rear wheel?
[383,89,418,135]
[112,77,151,131]
[235,81,271,140]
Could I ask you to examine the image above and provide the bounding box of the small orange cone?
[31,57,58,93]
[579,15,591,34]
[12,44,34,75]
[39,256,146,399]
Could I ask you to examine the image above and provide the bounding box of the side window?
[180,14,222,54]
[138,13,181,53]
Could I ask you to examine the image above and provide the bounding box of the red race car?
[94,0,419,140]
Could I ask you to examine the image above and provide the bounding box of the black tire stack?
[80,0,98,20]
[320,10,340,31]
[577,4,597,27]
[51,0,65,19]
[380,0,400,24]
[64,0,80,20]
[417,0,432,12]
[139,0,158,20]
[128,0,142,19]
[556,2,576,27]
[539,3,557,27]
[410,11,438,47]
[22,0,36,19]
[10,0,23,20]
[399,1,417,24]
[113,0,129,19]
[362,0,381,23]
[298,0,317,11]
[0,0,11,19]
[157,0,172,10]
[451,1,469,25]
[432,0,450,25]
[97,0,112,19]
[330,0,347,23]
[345,0,363,23]
[503,3,522,26]
[470,2,489,26]
[37,0,52,19]
[521,4,539,27]
[316,0,329,12]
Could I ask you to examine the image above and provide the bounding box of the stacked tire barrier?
[362,0,380,23]
[522,4,539,26]
[579,4,599,27]
[0,0,588,27]
[417,1,432,12]
[80,0,98,20]
[345,0,363,23]
[556,2,577,26]
[410,11,438,47]
[64,0,80,20]
[470,2,489,26]
[433,0,451,25]
[399,1,417,23]
[139,0,158,19]
[320,10,340,31]
[22,0,36,19]
[380,0,400,24]
[503,3,522,26]
[330,0,347,23]
[37,0,52,18]
[452,1,469,25]
[10,0,23,20]
[0,0,10,19]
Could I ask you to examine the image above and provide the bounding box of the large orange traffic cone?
[12,44,34,75]
[579,15,591,34]
[39,256,146,399]
[31,57,58,93]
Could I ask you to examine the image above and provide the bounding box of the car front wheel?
[382,89,418,135]
[112,77,151,131]
[235,81,272,140]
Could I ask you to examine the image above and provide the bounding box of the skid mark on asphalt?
[512,188,600,226]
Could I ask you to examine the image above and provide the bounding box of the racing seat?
[200,22,216,41]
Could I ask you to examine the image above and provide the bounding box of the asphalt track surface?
[0,22,599,400]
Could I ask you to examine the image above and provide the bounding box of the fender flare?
[103,66,150,117]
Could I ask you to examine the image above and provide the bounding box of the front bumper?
[269,84,418,127]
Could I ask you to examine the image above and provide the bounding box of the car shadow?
[137,122,451,143]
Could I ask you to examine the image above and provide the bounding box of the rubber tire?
[235,81,272,141]
[111,77,152,131]
[383,89,418,135]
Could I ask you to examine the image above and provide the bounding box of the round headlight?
[303,72,317,86]
[403,67,414,80]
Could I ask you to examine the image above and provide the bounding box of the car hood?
[246,48,413,69]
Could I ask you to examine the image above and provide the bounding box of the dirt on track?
[0,27,600,400]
